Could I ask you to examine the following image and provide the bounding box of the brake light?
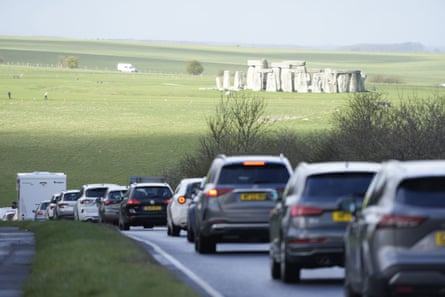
[243,161,265,166]
[37,210,44,215]
[58,203,68,208]
[178,196,186,204]
[289,238,326,244]
[377,214,426,228]
[206,188,233,198]
[290,205,324,217]
[104,200,113,206]
[127,199,141,205]
[165,199,171,204]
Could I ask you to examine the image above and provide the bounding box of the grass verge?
[16,220,200,297]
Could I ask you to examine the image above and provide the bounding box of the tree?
[59,56,79,68]
[186,60,204,75]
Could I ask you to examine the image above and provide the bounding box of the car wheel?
[270,250,281,279]
[171,224,181,237]
[280,242,300,283]
[195,233,216,254]
[345,281,362,297]
[186,225,194,243]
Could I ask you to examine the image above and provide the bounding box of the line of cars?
[30,154,445,297]
[166,155,445,297]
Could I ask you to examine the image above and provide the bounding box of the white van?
[117,63,137,72]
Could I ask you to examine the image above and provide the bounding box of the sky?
[0,0,444,47]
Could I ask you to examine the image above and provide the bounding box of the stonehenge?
[217,59,367,93]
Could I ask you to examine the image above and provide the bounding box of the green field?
[1,36,445,206]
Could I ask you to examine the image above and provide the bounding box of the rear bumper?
[285,240,345,267]
[202,221,270,242]
[127,214,167,227]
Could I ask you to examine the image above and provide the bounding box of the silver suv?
[194,154,293,254]
[269,161,380,283]
[343,160,445,297]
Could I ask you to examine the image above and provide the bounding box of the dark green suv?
[194,154,293,254]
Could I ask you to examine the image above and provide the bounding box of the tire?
[171,224,181,237]
[187,224,195,243]
[345,281,362,297]
[270,251,281,279]
[195,232,216,254]
[280,242,300,283]
[118,216,129,231]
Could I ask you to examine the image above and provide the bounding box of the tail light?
[58,203,68,208]
[290,205,324,217]
[104,200,113,206]
[80,199,93,205]
[289,238,326,244]
[178,196,186,204]
[50,205,55,209]
[206,188,233,198]
[37,210,44,215]
[165,199,171,204]
[377,214,426,229]
[127,199,141,205]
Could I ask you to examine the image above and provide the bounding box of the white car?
[45,192,61,220]
[55,189,80,219]
[167,177,203,236]
[74,184,119,222]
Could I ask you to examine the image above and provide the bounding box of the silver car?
[97,186,127,224]
[343,160,445,297]
[55,190,80,219]
[194,154,293,254]
[269,161,380,283]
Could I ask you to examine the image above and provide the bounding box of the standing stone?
[223,70,231,90]
[216,76,223,91]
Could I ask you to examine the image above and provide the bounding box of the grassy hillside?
[0,37,444,207]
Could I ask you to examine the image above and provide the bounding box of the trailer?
[16,172,67,220]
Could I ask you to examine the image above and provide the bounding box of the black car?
[194,154,293,254]
[118,182,173,230]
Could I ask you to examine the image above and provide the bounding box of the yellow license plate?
[332,211,352,222]
[435,231,445,246]
[240,193,267,201]
[144,205,162,211]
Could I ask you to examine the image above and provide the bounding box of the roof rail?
[216,154,226,159]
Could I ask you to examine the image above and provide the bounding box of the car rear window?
[217,163,290,185]
[64,192,80,201]
[302,172,375,202]
[396,177,445,208]
[86,188,108,198]
[133,187,173,200]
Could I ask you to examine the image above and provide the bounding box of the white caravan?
[117,63,137,72]
[16,172,67,220]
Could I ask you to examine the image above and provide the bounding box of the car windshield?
[86,188,108,198]
[396,176,445,208]
[218,164,290,185]
[302,172,375,202]
[133,187,172,199]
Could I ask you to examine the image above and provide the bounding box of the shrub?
[59,56,79,68]
[186,60,204,75]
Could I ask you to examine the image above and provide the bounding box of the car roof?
[82,183,120,189]
[383,160,445,179]
[131,182,171,188]
[106,185,128,191]
[297,161,381,175]
[217,154,291,164]
[62,189,80,194]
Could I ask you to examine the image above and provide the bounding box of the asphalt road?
[123,227,345,297]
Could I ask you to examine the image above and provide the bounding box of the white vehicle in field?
[74,184,119,222]
[117,63,137,72]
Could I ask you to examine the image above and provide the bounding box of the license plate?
[332,211,352,222]
[435,231,445,246]
[240,193,267,201]
[144,205,162,211]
